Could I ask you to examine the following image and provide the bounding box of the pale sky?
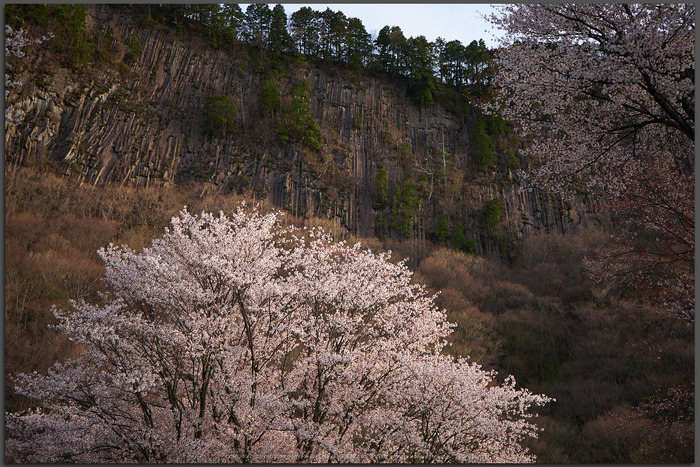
[240,4,503,49]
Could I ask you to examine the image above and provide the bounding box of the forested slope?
[5,4,598,259]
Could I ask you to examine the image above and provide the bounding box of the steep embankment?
[5,4,599,254]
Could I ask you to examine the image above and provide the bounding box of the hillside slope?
[5,4,600,256]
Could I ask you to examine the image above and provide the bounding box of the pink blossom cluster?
[6,205,551,463]
[487,4,694,322]
[487,4,693,198]
[5,25,52,125]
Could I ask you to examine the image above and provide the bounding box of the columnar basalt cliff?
[5,5,600,254]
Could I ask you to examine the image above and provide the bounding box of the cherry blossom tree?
[5,25,32,125]
[487,4,694,323]
[6,205,551,463]
[5,25,52,126]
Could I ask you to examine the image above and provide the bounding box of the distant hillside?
[5,4,601,260]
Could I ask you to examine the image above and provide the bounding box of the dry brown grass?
[578,405,694,463]
[404,231,693,463]
[412,247,504,365]
[511,228,609,301]
[4,168,263,412]
[4,166,694,462]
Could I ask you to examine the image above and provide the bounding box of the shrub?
[258,72,281,117]
[203,94,237,135]
[6,4,50,27]
[453,221,476,254]
[473,118,495,170]
[435,214,450,246]
[352,113,362,130]
[50,4,95,70]
[117,61,131,75]
[484,198,503,230]
[275,123,289,147]
[373,168,389,210]
[283,80,322,150]
[496,232,524,264]
[125,33,142,63]
[140,14,158,28]
[398,142,410,161]
[506,149,518,170]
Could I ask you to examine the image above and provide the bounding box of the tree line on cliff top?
[5,3,496,107]
[143,3,494,106]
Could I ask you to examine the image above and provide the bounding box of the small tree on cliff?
[6,205,551,463]
[488,4,694,323]
[203,94,237,136]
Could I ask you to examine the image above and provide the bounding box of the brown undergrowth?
[4,166,693,462]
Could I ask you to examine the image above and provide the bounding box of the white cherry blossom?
[488,4,694,322]
[6,205,551,462]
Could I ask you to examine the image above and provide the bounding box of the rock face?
[5,5,600,254]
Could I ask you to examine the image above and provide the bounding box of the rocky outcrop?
[5,5,601,254]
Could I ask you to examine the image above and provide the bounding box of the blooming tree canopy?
[6,206,551,463]
[488,4,694,322]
